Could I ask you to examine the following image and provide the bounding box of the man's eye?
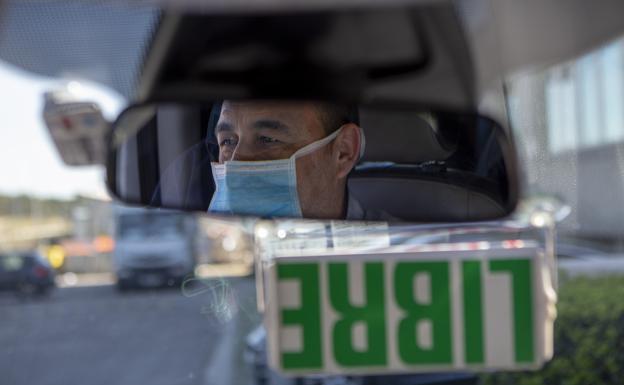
[259,136,280,144]
[220,138,236,146]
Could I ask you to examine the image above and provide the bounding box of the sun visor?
[138,4,476,109]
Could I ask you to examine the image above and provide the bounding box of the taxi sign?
[264,244,555,375]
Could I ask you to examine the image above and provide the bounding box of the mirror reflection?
[108,101,516,222]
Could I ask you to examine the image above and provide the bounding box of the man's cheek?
[295,158,313,197]
[297,152,327,181]
[295,156,322,209]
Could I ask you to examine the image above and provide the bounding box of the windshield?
[1,1,624,385]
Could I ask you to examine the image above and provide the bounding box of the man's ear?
[333,123,361,179]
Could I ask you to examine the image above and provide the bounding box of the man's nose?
[230,143,257,162]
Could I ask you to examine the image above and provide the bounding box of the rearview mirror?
[106,101,518,223]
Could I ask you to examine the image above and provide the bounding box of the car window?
[1,254,24,271]
[476,31,624,385]
[507,34,624,252]
[117,212,185,240]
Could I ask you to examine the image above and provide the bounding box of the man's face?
[215,101,326,163]
[214,100,360,219]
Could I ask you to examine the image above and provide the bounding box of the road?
[0,277,262,385]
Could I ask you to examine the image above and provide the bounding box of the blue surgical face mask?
[208,127,345,218]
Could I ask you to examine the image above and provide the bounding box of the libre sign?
[264,247,555,375]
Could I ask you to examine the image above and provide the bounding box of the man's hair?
[315,103,360,135]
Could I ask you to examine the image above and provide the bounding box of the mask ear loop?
[291,125,366,160]
[291,126,344,159]
[358,127,366,159]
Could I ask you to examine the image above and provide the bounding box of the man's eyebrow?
[215,119,292,134]
[252,119,291,133]
[215,122,233,134]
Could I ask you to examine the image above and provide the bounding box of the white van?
[113,205,196,289]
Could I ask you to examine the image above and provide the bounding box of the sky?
[0,61,125,200]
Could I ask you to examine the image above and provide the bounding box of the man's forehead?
[216,100,327,140]
[220,100,320,121]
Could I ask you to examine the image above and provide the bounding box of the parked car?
[0,251,55,296]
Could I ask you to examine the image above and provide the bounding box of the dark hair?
[315,103,360,135]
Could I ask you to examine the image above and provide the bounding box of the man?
[154,99,398,220]
[208,100,367,220]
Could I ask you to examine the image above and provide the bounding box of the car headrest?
[348,168,507,221]
[358,108,458,163]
